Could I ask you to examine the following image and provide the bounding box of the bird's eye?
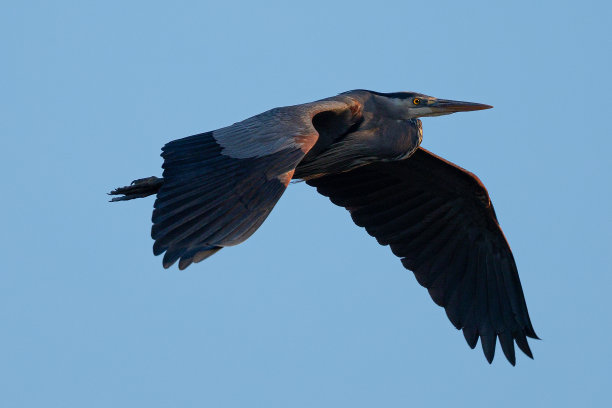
[413,98,421,105]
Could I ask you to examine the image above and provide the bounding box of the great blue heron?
[110,89,537,365]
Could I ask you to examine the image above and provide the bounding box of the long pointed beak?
[432,99,493,114]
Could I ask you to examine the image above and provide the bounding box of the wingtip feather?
[463,327,478,349]
[514,331,534,359]
[480,333,496,364]
[499,331,516,365]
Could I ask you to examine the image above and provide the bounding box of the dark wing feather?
[307,147,537,364]
[152,97,362,269]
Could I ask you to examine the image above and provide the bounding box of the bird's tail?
[109,176,164,202]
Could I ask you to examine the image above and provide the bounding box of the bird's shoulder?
[212,94,364,159]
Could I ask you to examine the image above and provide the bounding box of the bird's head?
[357,90,493,120]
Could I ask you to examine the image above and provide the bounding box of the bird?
[110,89,538,365]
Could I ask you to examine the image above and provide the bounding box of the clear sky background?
[2,1,611,407]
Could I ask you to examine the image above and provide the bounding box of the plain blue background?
[2,1,611,407]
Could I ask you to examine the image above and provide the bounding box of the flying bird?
[110,89,538,365]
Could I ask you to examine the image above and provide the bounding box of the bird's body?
[110,90,537,365]
[295,90,424,179]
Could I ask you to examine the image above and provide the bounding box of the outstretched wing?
[152,96,362,269]
[307,147,537,365]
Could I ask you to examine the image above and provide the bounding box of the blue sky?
[2,1,611,407]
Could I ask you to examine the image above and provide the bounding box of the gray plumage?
[110,89,537,365]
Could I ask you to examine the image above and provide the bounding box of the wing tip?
[463,327,536,365]
[158,246,223,270]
